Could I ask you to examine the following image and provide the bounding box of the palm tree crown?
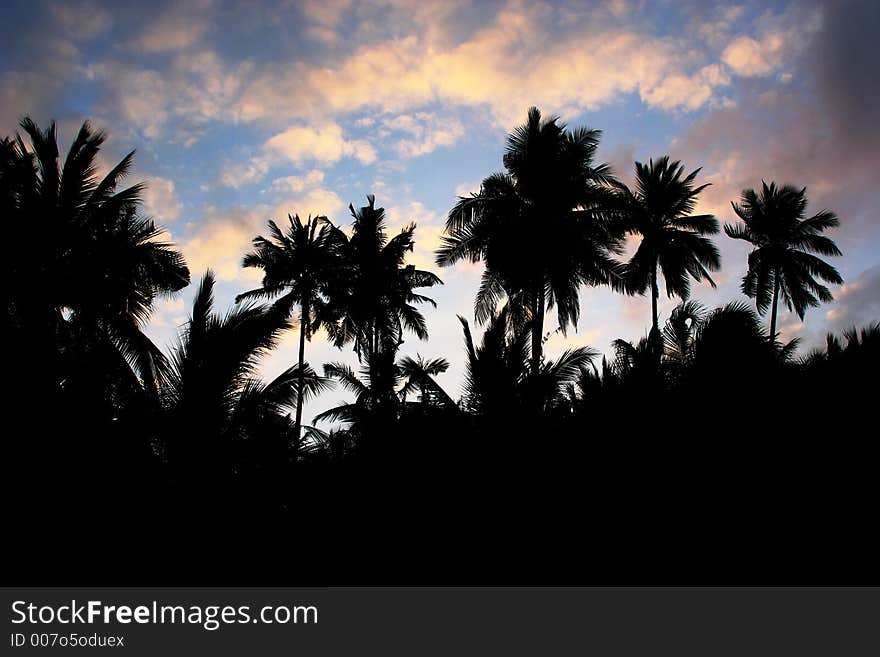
[328,195,442,361]
[618,155,720,336]
[724,181,842,339]
[436,106,625,374]
[237,213,342,455]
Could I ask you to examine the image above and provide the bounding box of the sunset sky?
[3,0,878,423]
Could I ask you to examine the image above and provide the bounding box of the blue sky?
[3,0,878,424]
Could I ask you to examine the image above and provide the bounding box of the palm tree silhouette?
[237,214,342,458]
[617,156,720,337]
[724,182,843,341]
[327,195,442,362]
[459,305,596,418]
[161,271,330,488]
[6,118,190,394]
[437,107,624,375]
[397,354,456,409]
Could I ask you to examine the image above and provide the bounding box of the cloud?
[133,0,214,53]
[267,169,327,194]
[721,7,821,77]
[221,123,375,189]
[236,1,792,128]
[143,177,182,223]
[85,50,254,141]
[50,1,113,40]
[824,265,880,334]
[265,122,377,165]
[0,38,80,136]
[383,112,465,158]
[177,205,270,282]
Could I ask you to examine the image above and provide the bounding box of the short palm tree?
[724,182,843,340]
[237,214,342,457]
[618,156,720,337]
[162,272,331,486]
[459,304,597,418]
[398,355,456,409]
[437,107,625,375]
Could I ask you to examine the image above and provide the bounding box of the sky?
[3,0,879,425]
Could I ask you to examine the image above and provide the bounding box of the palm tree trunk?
[769,268,780,343]
[651,259,659,335]
[531,282,545,375]
[293,299,308,461]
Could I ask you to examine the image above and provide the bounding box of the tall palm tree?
[724,182,843,340]
[327,195,442,362]
[437,107,625,375]
[237,214,342,457]
[617,156,720,337]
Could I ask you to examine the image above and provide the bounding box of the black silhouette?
[725,181,843,340]
[3,112,877,585]
[436,107,624,374]
[615,156,721,337]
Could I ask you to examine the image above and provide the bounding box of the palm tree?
[617,156,720,337]
[437,107,625,375]
[724,182,843,340]
[327,195,442,362]
[237,214,342,457]
[4,118,190,395]
[398,355,456,409]
[161,271,330,492]
[459,305,597,418]
[3,118,189,492]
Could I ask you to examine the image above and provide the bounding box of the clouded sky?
[3,0,878,423]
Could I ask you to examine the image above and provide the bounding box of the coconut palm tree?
[327,195,442,362]
[724,182,843,340]
[4,118,190,396]
[459,305,597,418]
[3,118,190,496]
[617,156,720,337]
[436,107,625,375]
[397,354,456,409]
[161,271,331,490]
[237,213,342,457]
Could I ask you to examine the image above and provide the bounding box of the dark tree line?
[3,111,876,582]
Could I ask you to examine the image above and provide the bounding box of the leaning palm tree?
[437,107,625,375]
[617,156,720,336]
[237,214,342,457]
[327,195,442,362]
[724,182,843,340]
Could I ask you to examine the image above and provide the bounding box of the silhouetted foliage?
[616,156,720,336]
[5,112,876,584]
[725,181,843,339]
[437,107,625,374]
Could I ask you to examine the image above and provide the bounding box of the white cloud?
[268,169,326,194]
[383,112,466,158]
[265,122,377,165]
